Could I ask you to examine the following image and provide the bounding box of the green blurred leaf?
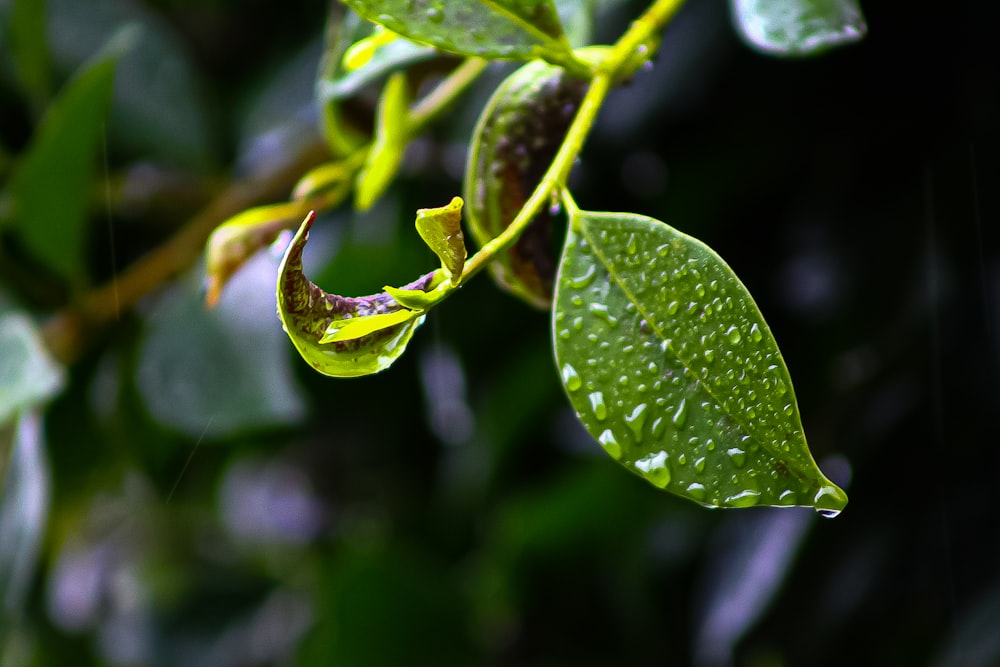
[355,71,409,212]
[0,313,64,428]
[415,196,466,285]
[318,21,436,103]
[137,256,307,439]
[343,0,581,68]
[203,200,309,307]
[730,0,866,56]
[7,0,52,111]
[554,0,596,47]
[8,31,129,283]
[277,214,431,377]
[552,209,847,514]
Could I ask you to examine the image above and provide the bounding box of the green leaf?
[203,201,308,307]
[8,31,129,283]
[0,312,64,427]
[552,209,847,515]
[277,213,431,377]
[343,0,580,67]
[318,19,436,103]
[320,307,423,343]
[415,196,466,285]
[730,0,866,56]
[7,0,52,112]
[355,72,410,212]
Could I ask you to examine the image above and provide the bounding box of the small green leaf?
[318,20,436,103]
[320,307,423,343]
[415,196,466,285]
[355,72,410,212]
[552,209,847,515]
[277,213,432,377]
[383,280,452,310]
[8,39,124,283]
[343,0,580,67]
[731,0,866,56]
[204,201,307,307]
[8,0,52,111]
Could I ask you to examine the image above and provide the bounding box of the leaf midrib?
[577,219,794,471]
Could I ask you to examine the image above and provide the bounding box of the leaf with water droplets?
[730,0,866,56]
[343,0,582,69]
[552,209,847,515]
[277,213,431,377]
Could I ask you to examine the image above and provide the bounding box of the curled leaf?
[415,196,466,285]
[277,212,433,377]
[464,60,587,308]
[204,201,307,307]
[355,71,410,211]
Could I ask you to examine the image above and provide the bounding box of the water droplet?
[706,438,715,452]
[726,447,747,468]
[573,317,583,331]
[567,264,597,289]
[656,244,670,257]
[694,456,706,473]
[686,482,706,502]
[723,489,761,508]
[598,430,621,459]
[671,398,688,428]
[619,375,629,387]
[626,234,637,254]
[588,303,618,327]
[695,283,705,297]
[726,326,742,344]
[650,417,665,438]
[647,361,658,375]
[783,403,794,416]
[559,329,570,339]
[634,450,671,488]
[561,364,582,391]
[813,484,847,517]
[704,349,715,363]
[750,322,763,343]
[776,378,788,395]
[571,295,583,306]
[589,392,608,421]
[426,7,444,22]
[677,453,687,465]
[778,489,798,505]
[667,301,679,315]
[625,403,648,442]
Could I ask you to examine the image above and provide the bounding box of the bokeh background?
[1,0,998,665]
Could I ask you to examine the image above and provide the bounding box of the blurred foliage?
[0,1,998,666]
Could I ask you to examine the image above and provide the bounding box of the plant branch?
[462,0,687,281]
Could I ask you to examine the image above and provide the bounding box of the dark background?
[1,0,998,665]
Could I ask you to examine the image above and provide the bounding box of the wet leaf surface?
[553,209,847,513]
[343,0,576,64]
[731,0,866,56]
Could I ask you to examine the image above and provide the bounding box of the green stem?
[408,57,489,132]
[461,0,687,281]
